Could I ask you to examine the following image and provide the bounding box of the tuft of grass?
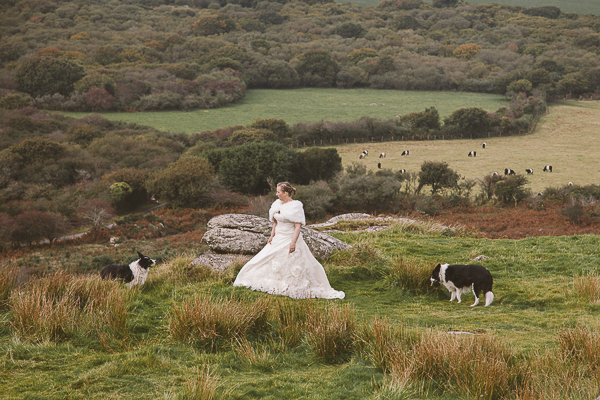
[271,298,314,349]
[305,302,356,364]
[557,326,600,371]
[385,256,433,294]
[233,337,275,371]
[177,366,223,400]
[0,266,17,309]
[168,294,271,349]
[572,272,600,302]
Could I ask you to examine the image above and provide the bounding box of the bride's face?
[276,186,291,202]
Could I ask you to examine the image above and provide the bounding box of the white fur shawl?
[269,199,306,226]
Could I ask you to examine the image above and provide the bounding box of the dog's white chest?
[128,263,148,288]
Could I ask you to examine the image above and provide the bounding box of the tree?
[491,175,530,205]
[432,0,458,7]
[110,182,133,212]
[335,22,366,39]
[443,107,492,138]
[247,118,291,139]
[347,48,378,64]
[295,50,340,87]
[14,56,85,98]
[74,74,116,96]
[417,161,460,195]
[192,14,237,36]
[78,200,115,230]
[400,107,440,131]
[391,15,423,30]
[93,45,121,66]
[85,88,114,111]
[10,211,70,245]
[297,148,343,184]
[506,79,533,95]
[452,43,482,60]
[145,157,216,208]
[102,168,150,209]
[217,141,299,195]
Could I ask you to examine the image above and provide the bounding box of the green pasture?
[337,0,600,15]
[62,88,507,134]
[331,101,600,195]
[2,222,600,399]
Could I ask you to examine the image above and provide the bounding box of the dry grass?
[168,294,272,348]
[177,366,223,400]
[573,272,600,302]
[271,298,314,349]
[0,266,17,309]
[232,337,274,371]
[305,302,356,364]
[385,256,433,294]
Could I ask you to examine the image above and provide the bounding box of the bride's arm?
[268,220,277,244]
[289,223,301,253]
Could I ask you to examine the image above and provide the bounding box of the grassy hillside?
[338,0,600,15]
[61,89,507,134]
[320,101,600,195]
[1,220,600,399]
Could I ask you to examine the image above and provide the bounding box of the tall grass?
[573,272,600,302]
[271,298,314,349]
[177,366,223,400]
[385,256,433,294]
[9,273,132,344]
[305,302,356,364]
[168,294,271,349]
[0,266,17,309]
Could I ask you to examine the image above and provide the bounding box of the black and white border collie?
[430,263,494,307]
[100,251,156,289]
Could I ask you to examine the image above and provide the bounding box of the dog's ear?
[137,250,144,258]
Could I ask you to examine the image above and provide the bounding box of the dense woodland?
[2,0,600,246]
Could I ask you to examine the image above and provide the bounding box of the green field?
[2,222,600,398]
[62,88,507,134]
[331,101,600,195]
[337,0,600,15]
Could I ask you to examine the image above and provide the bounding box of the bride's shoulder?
[271,199,283,207]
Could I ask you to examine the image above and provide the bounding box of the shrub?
[335,22,366,39]
[85,88,114,111]
[400,107,440,132]
[192,14,237,36]
[335,172,402,214]
[77,200,115,229]
[10,210,71,245]
[65,124,103,147]
[443,107,493,138]
[347,48,378,64]
[93,45,121,66]
[294,181,335,220]
[74,74,116,96]
[492,175,530,205]
[247,118,291,139]
[15,56,85,98]
[145,157,216,209]
[0,93,33,110]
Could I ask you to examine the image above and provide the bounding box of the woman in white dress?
[233,182,345,300]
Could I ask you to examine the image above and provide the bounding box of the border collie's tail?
[484,291,494,307]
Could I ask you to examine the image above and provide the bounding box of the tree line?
[1,0,600,112]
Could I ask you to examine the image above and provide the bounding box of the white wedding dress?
[233,199,345,299]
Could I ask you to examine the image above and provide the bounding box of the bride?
[233,182,345,299]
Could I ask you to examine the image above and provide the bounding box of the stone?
[201,213,351,260]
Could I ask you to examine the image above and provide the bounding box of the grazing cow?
[401,150,409,156]
[505,168,515,175]
[379,152,386,158]
[377,162,381,169]
[543,165,552,172]
[568,182,573,186]
[526,169,533,174]
[482,142,486,149]
[468,151,476,157]
[359,154,365,159]
[537,192,543,197]
[364,150,368,155]
[492,172,499,177]
[399,169,406,174]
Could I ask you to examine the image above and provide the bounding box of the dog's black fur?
[430,263,494,307]
[100,251,155,288]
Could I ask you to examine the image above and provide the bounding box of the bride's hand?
[289,243,296,253]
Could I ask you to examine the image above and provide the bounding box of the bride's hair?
[277,182,296,196]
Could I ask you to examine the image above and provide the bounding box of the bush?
[145,157,216,209]
[294,181,335,220]
[15,56,85,98]
[443,107,493,138]
[192,14,237,36]
[492,175,530,205]
[296,50,340,87]
[0,93,33,110]
[10,210,71,245]
[335,22,366,39]
[85,88,114,111]
[335,171,403,214]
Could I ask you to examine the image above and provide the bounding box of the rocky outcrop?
[200,213,351,260]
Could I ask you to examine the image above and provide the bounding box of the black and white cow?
[543,165,552,172]
[505,168,515,175]
[525,169,533,174]
[482,142,486,149]
[377,162,381,169]
[468,151,476,157]
[401,150,409,156]
[379,152,386,158]
[399,169,406,174]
